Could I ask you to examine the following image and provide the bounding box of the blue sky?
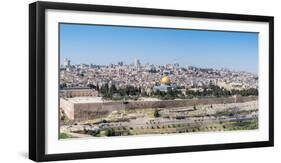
[60,23,258,73]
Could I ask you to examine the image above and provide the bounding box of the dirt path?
[66,132,92,138]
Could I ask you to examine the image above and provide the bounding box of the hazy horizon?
[60,23,259,74]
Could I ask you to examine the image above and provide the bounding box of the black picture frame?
[29,1,274,162]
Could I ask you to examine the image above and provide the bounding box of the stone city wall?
[61,96,258,121]
[60,98,75,120]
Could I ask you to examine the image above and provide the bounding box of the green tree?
[154,109,160,118]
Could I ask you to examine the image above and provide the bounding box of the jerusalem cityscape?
[59,58,258,138]
[59,24,259,139]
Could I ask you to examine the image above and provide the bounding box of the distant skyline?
[60,23,259,73]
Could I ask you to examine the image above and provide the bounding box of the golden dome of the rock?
[160,75,171,85]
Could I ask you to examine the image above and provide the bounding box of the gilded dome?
[160,75,171,85]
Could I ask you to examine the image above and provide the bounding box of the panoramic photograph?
[59,23,259,139]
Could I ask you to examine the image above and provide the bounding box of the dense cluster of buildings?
[60,58,258,96]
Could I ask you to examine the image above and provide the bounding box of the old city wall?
[67,96,258,121]
[60,98,75,120]
[125,96,257,109]
[73,102,124,121]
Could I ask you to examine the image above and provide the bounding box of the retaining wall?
[61,96,258,121]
